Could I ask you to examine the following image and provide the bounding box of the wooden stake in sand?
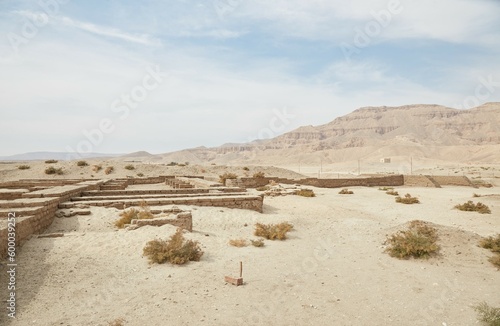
[224,261,243,286]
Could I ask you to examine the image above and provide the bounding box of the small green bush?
[18,165,30,170]
[77,160,88,167]
[385,220,440,259]
[45,166,63,175]
[473,302,500,326]
[338,188,353,194]
[294,189,315,197]
[395,193,420,204]
[254,222,294,240]
[455,201,491,214]
[143,228,203,265]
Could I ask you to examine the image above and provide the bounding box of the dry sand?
[1,175,499,325]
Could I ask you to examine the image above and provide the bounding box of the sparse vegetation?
[137,173,144,177]
[45,159,58,163]
[229,239,248,247]
[77,160,88,167]
[473,302,500,326]
[166,162,178,166]
[386,190,399,196]
[93,165,102,172]
[250,239,265,247]
[115,202,154,228]
[243,167,249,171]
[253,171,265,178]
[294,189,316,197]
[385,220,440,259]
[219,172,237,185]
[473,193,482,198]
[455,201,491,214]
[479,234,500,268]
[143,228,203,265]
[254,222,294,240]
[395,193,420,204]
[105,166,114,175]
[379,187,394,191]
[124,164,135,170]
[256,186,270,191]
[17,165,30,170]
[339,188,353,194]
[108,318,126,326]
[45,166,63,175]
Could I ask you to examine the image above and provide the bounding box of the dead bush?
[45,159,58,163]
[124,164,135,170]
[294,189,315,197]
[143,228,203,265]
[137,173,144,177]
[108,318,125,326]
[77,160,89,167]
[229,239,248,247]
[93,165,102,172]
[378,187,394,191]
[219,172,237,185]
[473,302,500,326]
[250,239,265,247]
[254,222,294,240]
[256,186,270,191]
[338,188,353,194]
[105,166,114,174]
[253,171,265,178]
[395,193,420,204]
[385,220,440,259]
[455,201,491,214]
[18,165,30,170]
[480,234,500,269]
[45,166,63,175]
[473,193,482,198]
[386,190,399,196]
[115,203,154,228]
[243,167,250,171]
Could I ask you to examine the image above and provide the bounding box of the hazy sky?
[1,0,499,156]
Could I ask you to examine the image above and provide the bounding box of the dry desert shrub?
[473,193,482,198]
[479,234,500,269]
[378,187,394,191]
[143,228,203,265]
[473,302,500,326]
[253,171,265,178]
[77,160,88,166]
[229,239,248,247]
[137,173,144,177]
[489,255,500,269]
[338,188,353,194]
[108,318,125,326]
[17,165,30,170]
[250,239,265,247]
[455,201,491,214]
[395,193,420,204]
[243,166,250,171]
[45,166,63,175]
[386,190,399,196]
[45,159,58,163]
[385,220,440,259]
[256,186,270,191]
[92,165,102,172]
[105,166,114,174]
[294,189,316,197]
[219,172,237,185]
[115,202,154,228]
[254,222,294,240]
[124,164,135,170]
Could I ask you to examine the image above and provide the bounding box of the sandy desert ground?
[0,161,499,325]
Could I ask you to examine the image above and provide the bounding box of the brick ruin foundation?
[0,174,476,258]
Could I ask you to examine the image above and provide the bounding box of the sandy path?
[1,186,499,325]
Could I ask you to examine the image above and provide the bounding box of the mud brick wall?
[403,175,437,187]
[228,175,404,189]
[430,176,474,187]
[131,211,192,232]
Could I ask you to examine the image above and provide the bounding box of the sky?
[0,0,499,156]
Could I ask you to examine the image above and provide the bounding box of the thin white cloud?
[58,16,162,46]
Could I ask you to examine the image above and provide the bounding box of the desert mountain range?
[155,102,500,165]
[3,103,499,165]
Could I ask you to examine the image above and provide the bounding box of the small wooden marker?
[224,261,243,286]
